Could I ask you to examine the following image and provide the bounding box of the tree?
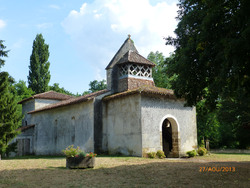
[196,100,221,148]
[83,80,107,95]
[147,51,175,89]
[166,0,250,107]
[49,83,74,96]
[0,41,22,157]
[14,80,34,101]
[28,34,51,94]
[0,40,9,69]
[166,0,250,148]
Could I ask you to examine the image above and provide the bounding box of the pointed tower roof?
[105,35,138,70]
[117,50,155,67]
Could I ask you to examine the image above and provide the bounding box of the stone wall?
[118,77,155,92]
[106,69,112,90]
[102,94,142,156]
[22,99,35,126]
[141,95,197,157]
[22,98,62,127]
[30,100,95,155]
[35,99,62,110]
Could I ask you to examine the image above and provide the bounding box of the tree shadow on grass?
[2,155,65,160]
[0,161,249,187]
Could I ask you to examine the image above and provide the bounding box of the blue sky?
[0,0,178,94]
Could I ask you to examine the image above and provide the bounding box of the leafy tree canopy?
[14,80,34,101]
[166,0,250,108]
[147,51,176,89]
[49,83,75,96]
[83,80,107,95]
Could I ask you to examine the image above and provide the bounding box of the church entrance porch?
[161,116,180,158]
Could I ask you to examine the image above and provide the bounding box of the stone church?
[16,36,197,157]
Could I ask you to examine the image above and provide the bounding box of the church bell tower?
[106,35,155,93]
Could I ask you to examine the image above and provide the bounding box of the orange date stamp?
[199,167,236,172]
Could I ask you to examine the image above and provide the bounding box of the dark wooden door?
[162,119,172,157]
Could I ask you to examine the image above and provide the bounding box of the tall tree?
[166,0,250,148]
[28,34,51,94]
[0,41,22,157]
[166,0,250,107]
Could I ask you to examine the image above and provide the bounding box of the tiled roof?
[103,85,177,101]
[18,91,74,104]
[117,50,155,67]
[28,89,109,114]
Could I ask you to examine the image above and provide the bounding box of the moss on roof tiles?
[117,50,155,66]
[18,91,74,104]
[103,85,176,101]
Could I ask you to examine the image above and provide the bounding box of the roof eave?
[18,97,35,104]
[28,97,95,114]
[103,88,178,101]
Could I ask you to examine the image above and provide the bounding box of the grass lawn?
[0,154,249,187]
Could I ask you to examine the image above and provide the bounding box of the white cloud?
[0,19,6,29]
[62,0,178,79]
[36,23,53,29]
[49,4,61,10]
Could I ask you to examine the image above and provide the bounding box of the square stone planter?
[66,156,95,169]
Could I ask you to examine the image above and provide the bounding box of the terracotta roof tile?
[18,91,74,104]
[117,50,155,67]
[28,89,109,114]
[103,85,177,101]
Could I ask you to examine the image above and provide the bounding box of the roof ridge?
[33,90,59,97]
[18,90,74,104]
[28,89,109,114]
[117,50,155,66]
[103,86,176,101]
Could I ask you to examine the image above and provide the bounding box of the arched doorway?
[160,116,180,158]
[162,119,172,157]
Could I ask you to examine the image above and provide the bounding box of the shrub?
[200,139,205,148]
[147,152,157,159]
[198,147,207,156]
[186,150,197,157]
[62,145,97,158]
[78,151,86,158]
[62,145,81,157]
[156,150,166,159]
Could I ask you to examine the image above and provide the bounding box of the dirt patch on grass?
[0,154,249,187]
